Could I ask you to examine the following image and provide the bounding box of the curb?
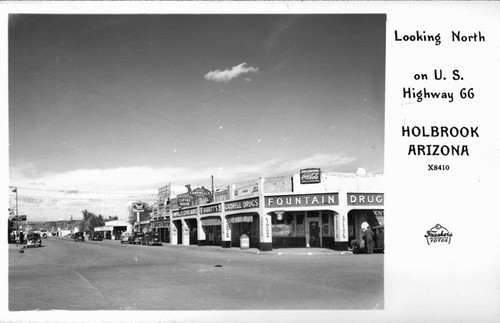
[172,244,353,256]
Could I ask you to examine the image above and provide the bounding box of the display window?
[296,212,305,237]
[272,213,294,237]
[322,211,334,237]
[229,214,259,247]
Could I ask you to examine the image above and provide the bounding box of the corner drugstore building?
[170,170,383,251]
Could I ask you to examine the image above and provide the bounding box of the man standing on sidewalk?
[365,226,374,254]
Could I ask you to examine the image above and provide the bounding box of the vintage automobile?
[351,225,384,254]
[143,231,162,246]
[130,231,145,245]
[26,232,42,248]
[74,232,85,242]
[40,230,48,238]
[91,232,104,241]
[120,231,132,244]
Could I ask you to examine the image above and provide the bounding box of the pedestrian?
[365,226,374,254]
[359,227,366,249]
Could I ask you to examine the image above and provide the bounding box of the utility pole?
[211,175,215,202]
[12,188,18,240]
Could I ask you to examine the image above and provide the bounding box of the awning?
[94,226,113,232]
[151,220,170,228]
[201,217,221,226]
[227,215,254,224]
[368,210,384,227]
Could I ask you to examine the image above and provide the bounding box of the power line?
[9,60,266,160]
[10,194,158,202]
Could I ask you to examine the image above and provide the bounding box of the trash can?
[240,234,249,250]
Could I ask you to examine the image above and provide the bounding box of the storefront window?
[322,211,334,237]
[230,214,259,247]
[272,213,293,237]
[296,212,305,237]
[322,213,329,236]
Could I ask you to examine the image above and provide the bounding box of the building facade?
[94,219,131,239]
[170,169,384,252]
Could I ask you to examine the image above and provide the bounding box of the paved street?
[9,237,383,311]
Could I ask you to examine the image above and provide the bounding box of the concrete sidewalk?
[173,244,353,256]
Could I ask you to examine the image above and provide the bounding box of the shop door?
[214,225,221,246]
[174,221,182,245]
[309,221,321,247]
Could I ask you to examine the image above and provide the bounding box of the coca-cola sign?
[300,168,321,184]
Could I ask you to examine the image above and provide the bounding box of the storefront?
[201,216,222,245]
[264,193,341,249]
[224,197,261,248]
[199,203,223,246]
[227,213,259,248]
[347,193,384,245]
[170,207,198,246]
[151,217,170,243]
[168,171,384,252]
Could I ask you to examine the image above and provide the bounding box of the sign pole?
[133,202,145,232]
[211,175,215,202]
[136,211,140,231]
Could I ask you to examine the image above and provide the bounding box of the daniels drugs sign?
[224,197,259,211]
[300,168,321,184]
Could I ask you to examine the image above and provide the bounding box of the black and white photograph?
[2,2,500,323]
[7,13,385,311]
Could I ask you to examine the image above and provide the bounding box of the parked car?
[120,231,132,244]
[351,225,384,254]
[40,230,48,238]
[26,232,42,248]
[90,232,104,241]
[130,231,145,245]
[74,232,85,242]
[143,231,162,246]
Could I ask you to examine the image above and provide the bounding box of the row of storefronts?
[162,169,384,252]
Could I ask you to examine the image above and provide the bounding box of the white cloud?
[11,153,354,195]
[204,62,259,83]
[8,153,355,221]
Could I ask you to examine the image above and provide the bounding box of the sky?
[8,14,386,221]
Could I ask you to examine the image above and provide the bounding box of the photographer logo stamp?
[425,223,453,245]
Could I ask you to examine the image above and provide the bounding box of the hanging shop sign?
[151,220,170,229]
[172,207,198,218]
[300,168,321,184]
[200,203,222,215]
[347,193,384,206]
[227,215,254,223]
[201,216,221,226]
[334,214,348,242]
[265,193,339,208]
[224,197,259,212]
